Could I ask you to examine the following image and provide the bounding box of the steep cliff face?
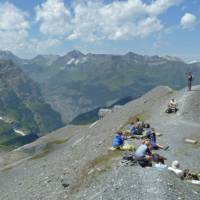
[0,60,64,146]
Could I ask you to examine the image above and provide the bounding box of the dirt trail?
[0,86,199,200]
[149,86,200,169]
[70,86,200,200]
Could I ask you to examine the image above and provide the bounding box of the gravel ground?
[0,86,200,200]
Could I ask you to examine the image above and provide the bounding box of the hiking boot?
[163,146,169,151]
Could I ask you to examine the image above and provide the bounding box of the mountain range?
[1,50,200,124]
[0,50,200,199]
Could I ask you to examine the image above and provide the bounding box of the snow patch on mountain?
[67,58,75,65]
[187,60,199,64]
[66,57,88,66]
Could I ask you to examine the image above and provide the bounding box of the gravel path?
[0,86,200,200]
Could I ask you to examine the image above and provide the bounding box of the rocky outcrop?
[0,86,199,200]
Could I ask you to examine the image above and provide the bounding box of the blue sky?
[0,0,199,61]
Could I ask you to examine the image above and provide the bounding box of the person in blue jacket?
[112,131,124,149]
[127,121,139,135]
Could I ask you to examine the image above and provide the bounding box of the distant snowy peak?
[66,57,87,66]
[147,60,167,66]
[67,58,75,65]
[187,60,200,64]
[124,52,183,65]
[163,56,183,62]
[146,55,183,66]
[58,50,87,68]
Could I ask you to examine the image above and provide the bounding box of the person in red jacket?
[187,72,193,91]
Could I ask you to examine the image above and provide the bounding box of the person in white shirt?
[166,98,178,113]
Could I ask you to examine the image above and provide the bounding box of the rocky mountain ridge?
[0,59,64,147]
[0,85,199,200]
[33,51,200,123]
[2,50,200,124]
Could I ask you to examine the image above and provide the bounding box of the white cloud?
[0,1,62,58]
[0,2,30,56]
[35,0,183,42]
[180,13,197,29]
[0,0,186,57]
[0,29,61,58]
[30,38,62,54]
[146,0,183,15]
[0,30,27,51]
[35,0,71,36]
[136,17,163,37]
[0,2,29,30]
[66,0,164,41]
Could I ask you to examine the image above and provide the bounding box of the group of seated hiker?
[112,118,169,167]
[135,139,167,167]
[165,98,178,113]
[127,117,144,136]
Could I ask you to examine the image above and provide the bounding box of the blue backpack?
[128,125,138,135]
[113,134,123,147]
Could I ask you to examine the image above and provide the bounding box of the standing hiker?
[187,72,193,91]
